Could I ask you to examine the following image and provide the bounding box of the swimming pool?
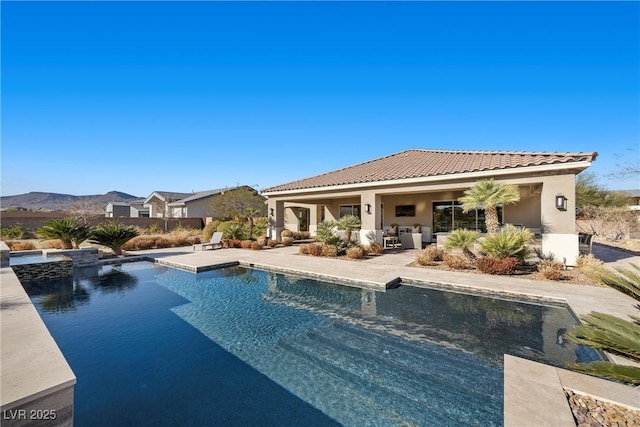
[23,261,601,426]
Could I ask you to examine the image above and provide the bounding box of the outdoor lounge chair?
[195,232,223,251]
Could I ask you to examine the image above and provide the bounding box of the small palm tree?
[565,264,640,385]
[38,217,92,249]
[445,229,481,260]
[315,221,340,245]
[337,214,362,245]
[459,179,520,234]
[89,222,139,256]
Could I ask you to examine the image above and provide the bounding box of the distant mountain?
[0,191,141,213]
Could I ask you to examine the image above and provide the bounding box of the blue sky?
[2,1,638,197]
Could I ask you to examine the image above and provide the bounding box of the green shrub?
[443,253,467,270]
[299,244,309,254]
[346,246,365,259]
[480,225,533,261]
[415,246,444,266]
[445,229,480,260]
[1,224,25,240]
[315,221,340,245]
[538,260,565,280]
[476,256,520,275]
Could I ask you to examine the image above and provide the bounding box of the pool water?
[23,262,602,426]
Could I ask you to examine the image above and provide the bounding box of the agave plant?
[445,229,480,260]
[89,222,139,256]
[480,225,533,262]
[565,264,640,385]
[38,217,92,249]
[459,179,520,234]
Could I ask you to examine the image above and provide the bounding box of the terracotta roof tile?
[262,149,597,193]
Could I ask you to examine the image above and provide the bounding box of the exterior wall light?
[269,208,274,216]
[365,203,372,214]
[555,195,567,211]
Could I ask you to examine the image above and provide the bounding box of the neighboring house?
[262,148,598,265]
[105,186,258,220]
[617,189,640,211]
[105,200,149,218]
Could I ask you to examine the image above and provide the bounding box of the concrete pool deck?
[2,242,638,426]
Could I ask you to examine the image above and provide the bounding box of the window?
[433,201,502,233]
[339,205,361,218]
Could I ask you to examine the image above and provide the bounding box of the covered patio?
[262,149,597,265]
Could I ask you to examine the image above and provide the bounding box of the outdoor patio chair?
[578,232,594,255]
[195,232,223,251]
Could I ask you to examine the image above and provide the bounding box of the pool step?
[278,321,502,425]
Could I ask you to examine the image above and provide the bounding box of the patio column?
[360,191,382,245]
[267,199,285,242]
[540,174,579,266]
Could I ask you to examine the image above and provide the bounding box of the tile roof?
[262,149,597,193]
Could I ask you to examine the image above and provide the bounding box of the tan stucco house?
[262,149,597,265]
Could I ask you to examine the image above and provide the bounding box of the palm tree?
[458,179,520,234]
[89,222,139,256]
[565,264,640,385]
[337,214,362,245]
[445,229,481,261]
[38,217,92,249]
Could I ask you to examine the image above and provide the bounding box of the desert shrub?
[322,244,338,257]
[292,231,311,240]
[538,259,565,280]
[189,236,201,245]
[267,239,278,248]
[480,225,533,261]
[41,239,64,249]
[367,242,384,255]
[299,244,309,254]
[251,241,263,250]
[346,246,365,259]
[168,233,190,247]
[445,229,480,260]
[476,256,520,275]
[145,224,163,235]
[307,243,323,256]
[443,253,467,270]
[7,241,35,251]
[576,253,604,269]
[225,239,241,248]
[1,224,25,240]
[281,229,293,238]
[281,237,294,246]
[240,240,253,249]
[155,238,171,248]
[415,246,444,265]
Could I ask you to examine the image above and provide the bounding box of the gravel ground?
[565,389,640,427]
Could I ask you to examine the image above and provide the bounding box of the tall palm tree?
[38,217,92,249]
[458,179,520,234]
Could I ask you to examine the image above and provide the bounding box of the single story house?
[105,199,149,218]
[107,186,259,221]
[262,148,598,265]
